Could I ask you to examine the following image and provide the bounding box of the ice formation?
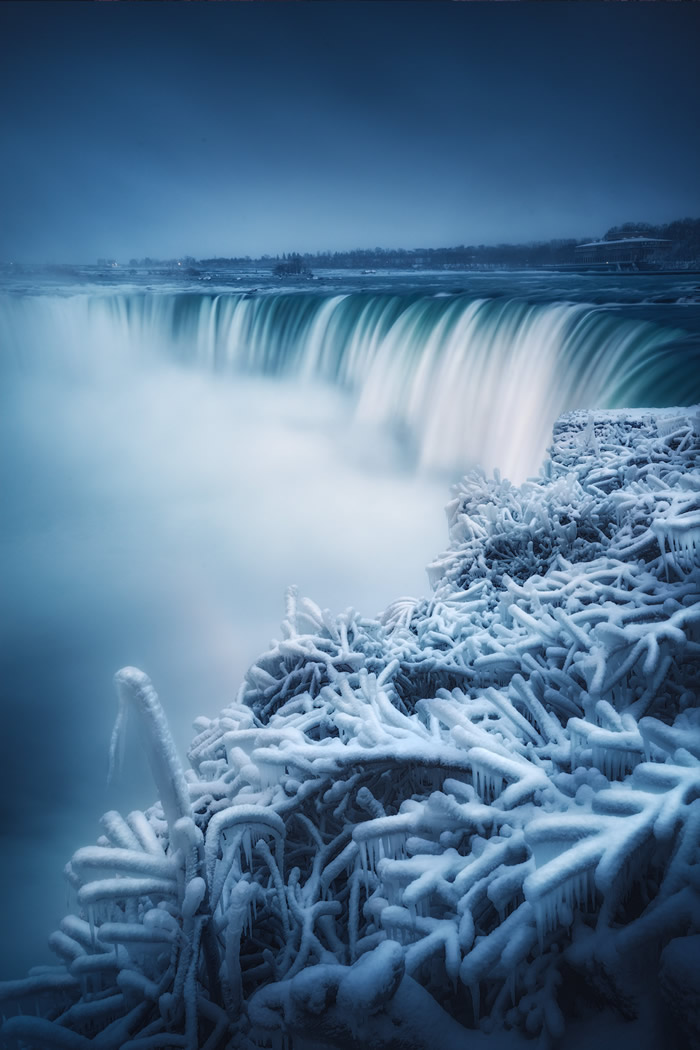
[2,408,699,1049]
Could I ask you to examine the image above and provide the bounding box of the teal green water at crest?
[2,291,698,480]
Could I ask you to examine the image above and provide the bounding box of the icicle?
[87,905,96,948]
[470,982,480,1023]
[107,694,128,785]
[113,669,192,833]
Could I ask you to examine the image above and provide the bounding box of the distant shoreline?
[3,265,700,279]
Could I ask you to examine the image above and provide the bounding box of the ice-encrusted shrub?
[1,408,699,1050]
[433,469,615,589]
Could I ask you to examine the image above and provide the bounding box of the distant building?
[574,237,672,267]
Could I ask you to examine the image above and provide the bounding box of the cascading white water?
[1,289,697,479]
[1,281,698,987]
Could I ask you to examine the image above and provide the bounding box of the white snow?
[1,406,699,1049]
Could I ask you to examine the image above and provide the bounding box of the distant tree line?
[272,252,313,276]
[288,241,583,270]
[193,242,582,271]
[116,217,700,273]
[127,256,198,270]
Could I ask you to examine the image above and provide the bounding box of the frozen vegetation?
[2,408,700,1049]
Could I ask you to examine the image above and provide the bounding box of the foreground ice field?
[1,407,699,1050]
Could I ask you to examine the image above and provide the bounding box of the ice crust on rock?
[1,407,699,1049]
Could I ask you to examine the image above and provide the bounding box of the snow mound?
[2,407,699,1050]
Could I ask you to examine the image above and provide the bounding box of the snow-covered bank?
[2,407,699,1050]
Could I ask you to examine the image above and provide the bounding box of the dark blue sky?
[1,2,699,262]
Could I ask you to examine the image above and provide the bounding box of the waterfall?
[2,290,697,480]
